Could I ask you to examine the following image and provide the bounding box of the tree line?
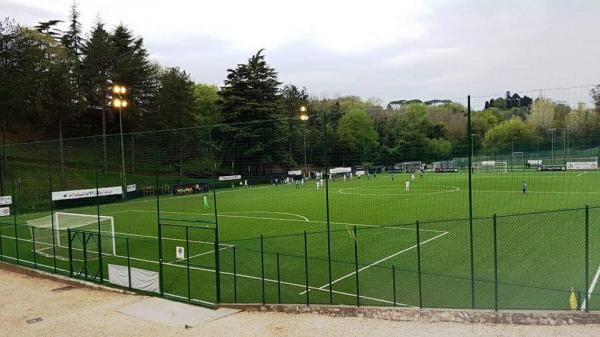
[1,4,600,176]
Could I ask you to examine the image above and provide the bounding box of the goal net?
[26,212,116,256]
[474,160,507,173]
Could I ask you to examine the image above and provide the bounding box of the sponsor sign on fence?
[566,162,598,170]
[126,184,137,192]
[288,170,302,176]
[51,186,123,201]
[0,207,10,216]
[356,170,366,176]
[0,196,12,205]
[219,175,241,181]
[329,167,352,174]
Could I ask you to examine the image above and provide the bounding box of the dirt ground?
[2,267,600,337]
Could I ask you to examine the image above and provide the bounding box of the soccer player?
[522,180,527,195]
[203,194,209,208]
[411,173,415,180]
[405,179,410,192]
[295,179,300,189]
[316,180,320,190]
[244,179,248,188]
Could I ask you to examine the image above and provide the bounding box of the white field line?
[581,264,600,311]
[577,172,589,177]
[0,234,404,306]
[163,246,231,267]
[472,189,600,195]
[300,231,449,295]
[338,186,460,197]
[109,209,447,234]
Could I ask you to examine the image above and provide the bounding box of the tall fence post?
[276,252,281,304]
[212,181,221,304]
[493,213,499,311]
[31,226,36,269]
[10,148,18,264]
[93,136,103,284]
[67,228,73,276]
[185,226,191,302]
[304,230,309,305]
[260,234,265,304]
[585,205,590,312]
[126,238,132,291]
[467,95,475,309]
[233,246,237,303]
[354,226,360,307]
[47,145,57,273]
[392,265,397,307]
[416,220,423,309]
[0,219,3,260]
[323,106,333,305]
[154,135,163,296]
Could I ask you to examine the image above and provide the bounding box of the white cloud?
[7,0,432,53]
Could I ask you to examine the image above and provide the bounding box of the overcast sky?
[2,0,599,106]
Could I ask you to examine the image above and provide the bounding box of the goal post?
[474,160,507,173]
[26,212,116,256]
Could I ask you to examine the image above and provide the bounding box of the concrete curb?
[222,304,600,326]
[0,261,134,295]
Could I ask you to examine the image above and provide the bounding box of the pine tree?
[218,49,286,174]
[110,24,158,131]
[81,20,113,171]
[61,2,83,60]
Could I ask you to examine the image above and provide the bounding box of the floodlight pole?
[119,106,126,199]
[467,95,475,309]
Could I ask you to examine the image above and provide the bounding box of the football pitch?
[2,170,600,310]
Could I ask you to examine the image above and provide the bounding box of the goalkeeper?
[203,194,210,208]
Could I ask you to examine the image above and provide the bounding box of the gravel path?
[1,267,599,337]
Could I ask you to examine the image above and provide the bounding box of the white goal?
[474,160,507,173]
[26,212,116,256]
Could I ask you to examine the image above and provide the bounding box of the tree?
[527,97,555,132]
[150,67,198,129]
[218,49,286,173]
[566,103,599,139]
[280,84,309,166]
[81,20,113,171]
[194,83,220,124]
[484,118,536,153]
[337,109,379,165]
[110,24,158,131]
[591,85,600,113]
[61,2,83,60]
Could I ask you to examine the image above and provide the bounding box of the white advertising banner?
[0,196,12,205]
[126,184,137,192]
[566,162,598,170]
[527,160,542,166]
[219,175,241,181]
[356,170,366,176]
[51,186,123,201]
[288,170,302,176]
[329,167,352,174]
[0,207,10,217]
[481,161,496,167]
[108,264,159,293]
